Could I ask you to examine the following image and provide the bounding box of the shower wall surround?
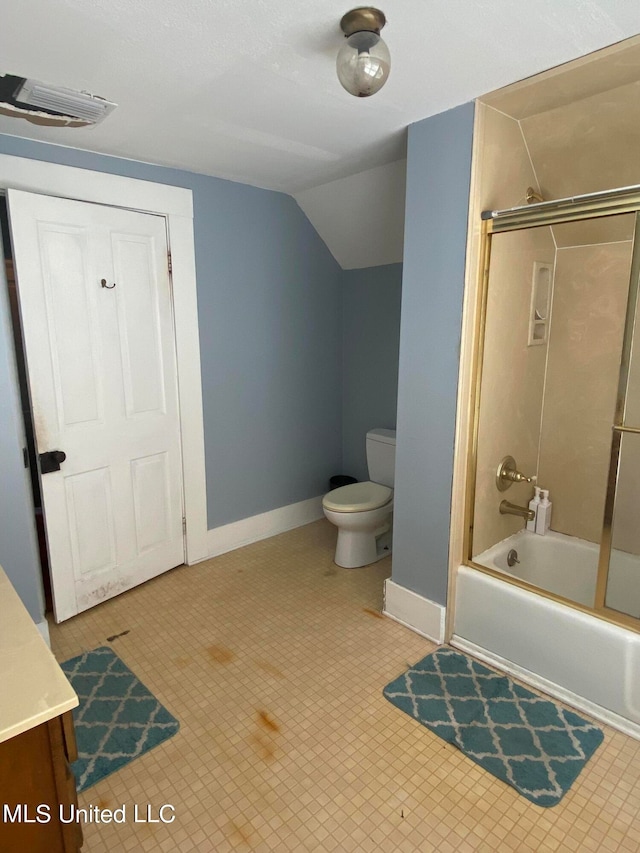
[468,103,552,557]
[538,240,632,544]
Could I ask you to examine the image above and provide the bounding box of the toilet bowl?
[323,429,396,568]
[323,482,393,568]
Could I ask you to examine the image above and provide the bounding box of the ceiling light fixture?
[336,7,390,98]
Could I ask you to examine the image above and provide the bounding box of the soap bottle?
[535,489,552,535]
[526,486,541,532]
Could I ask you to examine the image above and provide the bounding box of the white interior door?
[7,190,185,622]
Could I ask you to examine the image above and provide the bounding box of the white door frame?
[0,153,208,567]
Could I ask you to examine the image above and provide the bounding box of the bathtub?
[474,528,640,618]
[453,530,640,738]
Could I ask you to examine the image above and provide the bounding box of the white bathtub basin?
[474,528,640,617]
[455,531,640,738]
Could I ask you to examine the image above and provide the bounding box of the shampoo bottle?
[535,489,552,535]
[526,486,541,532]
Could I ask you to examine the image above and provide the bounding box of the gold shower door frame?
[465,187,640,634]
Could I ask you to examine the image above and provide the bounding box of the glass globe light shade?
[336,30,390,97]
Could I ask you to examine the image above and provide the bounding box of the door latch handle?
[39,450,66,474]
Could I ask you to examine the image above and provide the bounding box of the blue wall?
[392,103,475,606]
[341,263,402,481]
[193,183,343,523]
[0,133,344,619]
[0,260,44,619]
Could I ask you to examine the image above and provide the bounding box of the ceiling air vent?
[0,74,117,127]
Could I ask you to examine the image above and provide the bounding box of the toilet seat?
[322,481,392,513]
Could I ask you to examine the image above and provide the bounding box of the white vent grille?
[16,79,117,123]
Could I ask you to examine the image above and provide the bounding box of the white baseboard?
[383,579,446,643]
[451,635,640,741]
[36,619,51,647]
[206,495,325,559]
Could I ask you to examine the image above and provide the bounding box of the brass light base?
[340,7,386,36]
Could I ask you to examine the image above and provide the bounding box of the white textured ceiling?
[2,0,640,196]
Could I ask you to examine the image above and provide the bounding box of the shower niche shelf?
[528,260,553,346]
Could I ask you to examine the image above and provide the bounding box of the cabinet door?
[0,713,82,853]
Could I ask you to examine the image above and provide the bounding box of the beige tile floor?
[50,520,640,852]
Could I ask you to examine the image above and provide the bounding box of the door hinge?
[167,251,173,274]
[182,515,186,534]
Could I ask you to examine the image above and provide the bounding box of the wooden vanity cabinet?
[0,568,81,851]
[0,710,82,852]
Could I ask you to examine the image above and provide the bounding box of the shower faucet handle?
[496,456,536,491]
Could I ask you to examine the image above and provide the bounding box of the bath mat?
[383,647,603,807]
[61,646,179,792]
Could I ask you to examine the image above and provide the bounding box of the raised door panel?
[39,225,103,429]
[64,467,117,577]
[131,452,173,554]
[112,232,166,417]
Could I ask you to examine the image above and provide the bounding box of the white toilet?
[323,429,396,568]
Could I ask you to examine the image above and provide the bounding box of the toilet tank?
[366,429,396,487]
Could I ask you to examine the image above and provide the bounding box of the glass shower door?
[597,212,640,622]
[602,434,640,618]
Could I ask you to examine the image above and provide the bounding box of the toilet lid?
[323,481,392,513]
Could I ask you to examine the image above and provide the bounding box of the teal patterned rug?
[383,647,603,807]
[61,646,179,792]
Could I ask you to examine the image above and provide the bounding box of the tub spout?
[499,500,535,522]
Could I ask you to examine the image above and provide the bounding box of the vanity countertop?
[0,567,77,744]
